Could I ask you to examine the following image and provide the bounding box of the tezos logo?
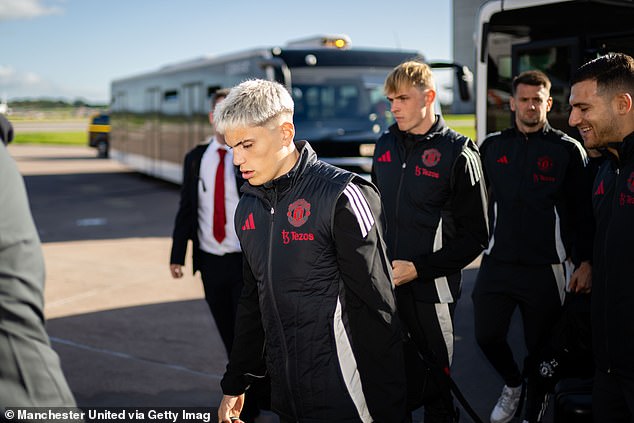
[282,229,315,244]
[422,148,441,167]
[287,199,311,227]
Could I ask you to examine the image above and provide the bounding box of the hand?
[391,260,418,286]
[170,264,183,279]
[217,394,245,423]
[568,261,592,294]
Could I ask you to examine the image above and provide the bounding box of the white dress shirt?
[197,137,241,255]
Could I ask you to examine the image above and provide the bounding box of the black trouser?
[198,250,243,355]
[472,255,564,421]
[593,369,634,423]
[397,287,457,423]
[199,251,266,422]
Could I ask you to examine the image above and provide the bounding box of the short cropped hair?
[210,88,230,112]
[214,79,294,134]
[512,70,551,95]
[571,52,634,96]
[384,60,435,94]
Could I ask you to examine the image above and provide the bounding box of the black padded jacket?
[221,141,407,423]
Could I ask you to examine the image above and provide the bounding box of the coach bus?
[110,35,471,183]
[475,0,634,142]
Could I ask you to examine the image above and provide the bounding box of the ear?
[280,121,295,146]
[509,96,517,112]
[546,96,553,112]
[615,92,633,115]
[209,112,214,126]
[425,89,436,106]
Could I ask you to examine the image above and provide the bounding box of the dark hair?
[571,53,634,95]
[210,88,230,111]
[512,70,551,95]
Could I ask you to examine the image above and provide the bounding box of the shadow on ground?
[47,299,226,408]
[24,171,180,243]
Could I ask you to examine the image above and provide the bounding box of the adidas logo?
[241,213,255,230]
[594,180,605,196]
[497,155,509,164]
[377,150,392,163]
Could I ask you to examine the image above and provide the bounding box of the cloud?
[0,65,49,90]
[0,0,62,21]
[0,65,107,102]
[0,65,67,99]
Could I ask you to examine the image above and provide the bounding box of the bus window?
[475,0,634,142]
[513,38,578,134]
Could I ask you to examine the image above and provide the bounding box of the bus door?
[172,83,203,182]
[145,88,161,177]
[512,37,580,135]
[182,83,204,153]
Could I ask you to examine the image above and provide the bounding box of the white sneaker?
[490,384,522,423]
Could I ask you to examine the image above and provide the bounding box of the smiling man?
[213,79,407,423]
[569,53,634,423]
[474,70,594,423]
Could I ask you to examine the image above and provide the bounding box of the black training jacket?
[479,123,593,266]
[591,133,634,379]
[371,116,489,303]
[221,141,407,423]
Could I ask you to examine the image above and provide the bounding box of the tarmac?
[6,144,540,423]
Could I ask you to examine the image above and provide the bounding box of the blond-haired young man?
[372,61,489,423]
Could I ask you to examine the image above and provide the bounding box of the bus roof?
[112,44,423,85]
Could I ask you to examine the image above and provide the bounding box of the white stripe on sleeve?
[334,296,372,422]
[343,184,375,238]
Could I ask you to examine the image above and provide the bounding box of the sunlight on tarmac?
[42,237,204,319]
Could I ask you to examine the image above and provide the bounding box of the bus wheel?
[97,141,109,158]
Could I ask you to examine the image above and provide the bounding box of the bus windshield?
[290,67,393,141]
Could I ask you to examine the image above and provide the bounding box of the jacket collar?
[608,131,634,165]
[389,114,449,143]
[241,140,316,202]
[508,121,552,139]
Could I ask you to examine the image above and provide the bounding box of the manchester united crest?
[422,148,441,167]
[287,199,311,227]
[537,156,554,173]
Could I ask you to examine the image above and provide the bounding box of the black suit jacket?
[170,142,244,274]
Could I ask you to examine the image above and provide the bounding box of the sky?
[0,0,453,104]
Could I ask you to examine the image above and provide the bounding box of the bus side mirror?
[259,58,292,90]
[429,62,473,102]
[456,65,473,102]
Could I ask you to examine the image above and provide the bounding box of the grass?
[444,114,476,141]
[8,114,478,145]
[12,132,87,145]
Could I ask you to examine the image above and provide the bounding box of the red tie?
[213,148,227,243]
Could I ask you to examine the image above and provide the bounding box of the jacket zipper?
[392,160,407,255]
[266,190,298,417]
[514,132,530,260]
[605,166,620,374]
[393,137,416,255]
